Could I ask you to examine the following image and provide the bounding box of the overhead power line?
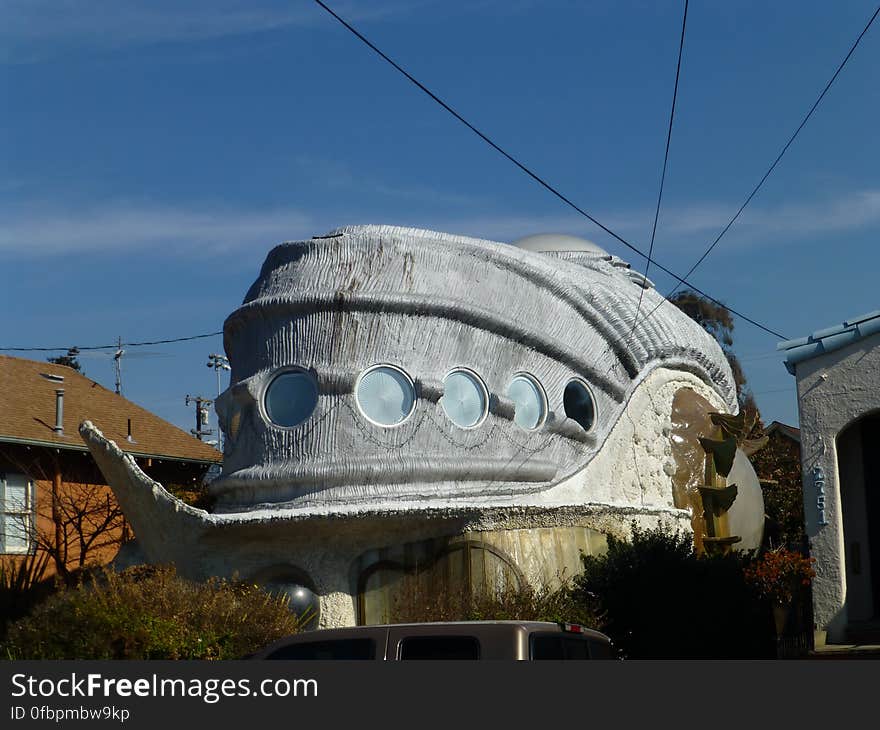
[630,0,689,339]
[663,3,880,297]
[313,0,787,340]
[631,3,880,338]
[1,331,223,353]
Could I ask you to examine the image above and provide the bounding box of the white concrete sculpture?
[82,225,744,628]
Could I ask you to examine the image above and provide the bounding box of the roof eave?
[0,434,220,466]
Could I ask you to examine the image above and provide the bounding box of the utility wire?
[634,3,880,332]
[11,6,869,357]
[670,3,880,293]
[1,331,223,353]
[313,0,786,340]
[629,0,688,340]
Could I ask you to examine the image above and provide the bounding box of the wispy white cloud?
[600,189,880,250]
[636,190,880,257]
[0,0,426,63]
[2,188,877,260]
[736,190,880,236]
[0,201,318,257]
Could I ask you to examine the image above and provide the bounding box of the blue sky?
[1,0,878,436]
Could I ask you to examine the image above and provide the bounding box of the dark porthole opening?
[263,581,320,630]
[255,568,321,630]
[564,380,596,432]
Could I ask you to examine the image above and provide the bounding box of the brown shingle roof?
[766,420,801,444]
[0,355,221,463]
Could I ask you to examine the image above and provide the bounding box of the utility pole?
[185,394,214,442]
[113,336,124,395]
[206,353,230,449]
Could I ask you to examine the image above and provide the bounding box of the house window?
[441,369,488,428]
[1,473,35,554]
[358,542,523,625]
[356,365,415,427]
[264,369,319,428]
[506,374,547,430]
[564,379,596,432]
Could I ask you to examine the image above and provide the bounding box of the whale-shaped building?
[83,225,758,627]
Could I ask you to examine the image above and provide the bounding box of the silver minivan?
[251,621,614,660]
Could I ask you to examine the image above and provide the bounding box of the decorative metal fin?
[698,483,739,516]
[710,410,758,442]
[699,436,738,477]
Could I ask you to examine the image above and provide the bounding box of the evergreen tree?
[47,348,83,374]
[669,290,758,425]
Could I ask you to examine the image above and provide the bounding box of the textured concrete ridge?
[213,225,737,511]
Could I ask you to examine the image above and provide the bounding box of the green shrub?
[573,523,774,658]
[1,565,303,660]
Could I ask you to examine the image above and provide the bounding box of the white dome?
[511,233,607,254]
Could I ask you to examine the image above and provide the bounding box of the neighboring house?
[751,421,803,548]
[0,355,221,578]
[779,309,880,644]
[766,421,801,445]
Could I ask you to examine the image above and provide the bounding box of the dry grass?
[389,575,603,628]
[1,564,303,660]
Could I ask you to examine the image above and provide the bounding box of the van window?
[266,638,376,660]
[531,635,595,660]
[398,636,480,660]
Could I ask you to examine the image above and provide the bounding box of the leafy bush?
[744,547,815,606]
[573,523,775,658]
[1,565,303,660]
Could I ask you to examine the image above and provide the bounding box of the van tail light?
[560,623,583,634]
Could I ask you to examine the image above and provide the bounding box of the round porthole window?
[441,369,488,428]
[564,379,596,432]
[356,365,415,426]
[264,370,319,428]
[506,374,546,430]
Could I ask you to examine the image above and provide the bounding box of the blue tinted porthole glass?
[356,365,415,426]
[506,374,546,430]
[441,369,488,428]
[264,370,319,428]
[564,379,596,432]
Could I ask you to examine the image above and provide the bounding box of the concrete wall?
[794,331,880,641]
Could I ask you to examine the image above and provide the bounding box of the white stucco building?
[779,310,880,644]
[83,225,762,628]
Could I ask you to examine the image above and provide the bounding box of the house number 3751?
[812,465,828,526]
